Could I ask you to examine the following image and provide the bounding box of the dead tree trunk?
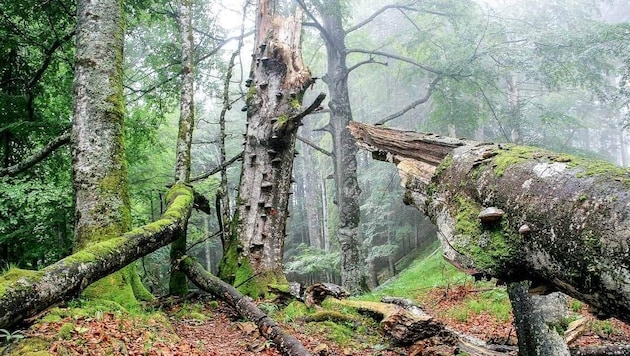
[0,184,193,330]
[508,281,571,355]
[218,0,324,297]
[181,257,312,356]
[348,122,630,324]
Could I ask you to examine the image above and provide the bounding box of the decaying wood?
[327,297,443,344]
[570,345,630,356]
[0,184,194,330]
[565,318,588,345]
[180,257,312,356]
[304,283,349,307]
[349,121,630,324]
[326,296,514,355]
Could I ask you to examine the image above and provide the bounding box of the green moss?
[492,145,540,177]
[246,85,257,104]
[0,268,42,296]
[277,114,289,125]
[434,154,454,177]
[547,317,572,335]
[2,336,51,356]
[268,283,290,293]
[452,195,519,273]
[302,311,355,323]
[281,301,310,322]
[81,265,139,310]
[491,144,630,183]
[289,98,301,110]
[568,155,630,184]
[58,322,74,339]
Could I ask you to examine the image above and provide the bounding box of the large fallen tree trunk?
[0,184,194,330]
[180,257,312,356]
[349,122,630,324]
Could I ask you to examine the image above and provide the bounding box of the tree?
[71,0,151,305]
[169,0,195,297]
[217,0,325,296]
[349,121,630,325]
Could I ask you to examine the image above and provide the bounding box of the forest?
[1,0,630,355]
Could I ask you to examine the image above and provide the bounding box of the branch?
[346,48,443,75]
[297,135,331,156]
[295,0,340,54]
[347,57,388,74]
[345,4,416,35]
[289,92,327,124]
[189,152,243,183]
[196,30,254,64]
[0,132,70,177]
[375,76,441,126]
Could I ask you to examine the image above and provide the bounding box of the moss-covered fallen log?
[180,257,312,356]
[349,122,630,323]
[0,184,194,330]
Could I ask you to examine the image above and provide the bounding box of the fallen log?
[570,345,630,356]
[180,257,312,356]
[349,122,630,324]
[326,296,513,355]
[327,297,443,343]
[0,184,194,330]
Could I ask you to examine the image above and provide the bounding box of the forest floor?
[3,251,630,355]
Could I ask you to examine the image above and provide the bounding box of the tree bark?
[180,257,312,356]
[318,0,365,295]
[169,0,195,297]
[349,121,630,324]
[0,184,193,330]
[218,0,323,297]
[508,281,570,356]
[72,0,153,304]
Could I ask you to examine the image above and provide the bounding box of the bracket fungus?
[478,207,505,224]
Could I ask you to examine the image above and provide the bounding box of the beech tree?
[169,0,195,297]
[217,0,324,296]
[71,0,153,304]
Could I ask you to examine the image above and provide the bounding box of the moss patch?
[452,195,520,274]
[492,145,540,177]
[0,268,42,297]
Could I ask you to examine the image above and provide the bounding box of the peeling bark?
[349,122,630,324]
[181,257,312,356]
[0,185,194,330]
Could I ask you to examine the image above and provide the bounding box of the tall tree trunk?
[218,0,322,297]
[508,282,571,355]
[300,126,324,249]
[72,0,151,305]
[319,1,364,295]
[349,122,630,324]
[169,0,195,297]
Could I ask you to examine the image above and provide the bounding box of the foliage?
[284,244,340,279]
[0,175,73,269]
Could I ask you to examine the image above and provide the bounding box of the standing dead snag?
[349,122,630,324]
[218,0,325,297]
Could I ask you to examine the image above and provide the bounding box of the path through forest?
[5,288,630,355]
